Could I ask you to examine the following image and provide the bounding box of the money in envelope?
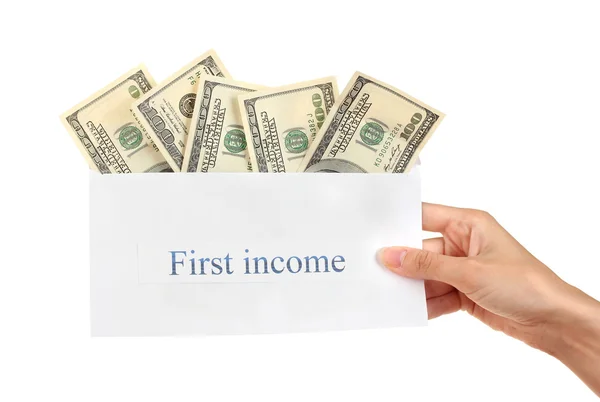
[61,49,443,335]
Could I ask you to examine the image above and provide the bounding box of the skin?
[377,203,600,396]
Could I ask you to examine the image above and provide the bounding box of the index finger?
[422,203,465,233]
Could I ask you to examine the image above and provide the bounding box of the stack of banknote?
[61,49,444,174]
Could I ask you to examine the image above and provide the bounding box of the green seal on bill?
[128,85,141,99]
[224,129,247,153]
[119,125,143,150]
[285,130,309,153]
[360,122,385,146]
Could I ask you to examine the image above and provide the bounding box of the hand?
[377,203,600,396]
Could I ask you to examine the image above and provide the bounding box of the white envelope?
[90,168,426,336]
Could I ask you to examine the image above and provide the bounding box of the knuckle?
[414,251,435,274]
[464,208,495,224]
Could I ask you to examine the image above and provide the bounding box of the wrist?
[546,285,600,395]
[548,285,600,357]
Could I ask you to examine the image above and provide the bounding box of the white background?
[1,0,599,400]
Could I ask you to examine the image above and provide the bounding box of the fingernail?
[376,247,407,271]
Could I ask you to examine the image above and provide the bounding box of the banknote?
[60,66,170,173]
[238,77,338,173]
[131,50,230,171]
[182,76,263,172]
[297,72,444,173]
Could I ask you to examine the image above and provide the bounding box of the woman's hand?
[377,203,600,396]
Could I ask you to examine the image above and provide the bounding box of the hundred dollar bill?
[131,50,230,171]
[298,72,444,173]
[182,76,263,172]
[238,77,338,173]
[60,66,170,173]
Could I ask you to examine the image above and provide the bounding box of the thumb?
[377,246,470,287]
